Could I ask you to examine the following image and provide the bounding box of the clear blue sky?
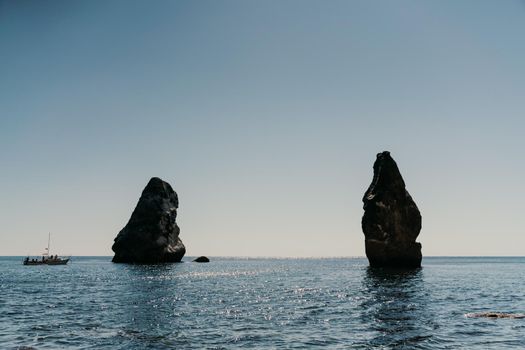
[1,0,525,256]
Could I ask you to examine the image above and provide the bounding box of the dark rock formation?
[193,256,210,263]
[466,312,525,319]
[112,177,186,263]
[362,151,422,268]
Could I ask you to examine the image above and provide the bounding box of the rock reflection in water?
[360,267,438,349]
[117,264,184,348]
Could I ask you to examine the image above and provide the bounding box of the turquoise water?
[1,257,524,349]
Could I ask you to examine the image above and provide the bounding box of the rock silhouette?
[193,256,210,263]
[362,151,422,268]
[466,312,525,319]
[112,177,186,263]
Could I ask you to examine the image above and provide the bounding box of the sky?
[1,0,525,257]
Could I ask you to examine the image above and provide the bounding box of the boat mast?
[47,232,51,256]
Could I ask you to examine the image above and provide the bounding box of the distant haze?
[1,0,525,257]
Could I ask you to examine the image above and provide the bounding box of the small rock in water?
[361,151,422,268]
[466,312,525,319]
[193,256,210,263]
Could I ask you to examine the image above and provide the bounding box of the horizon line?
[2,255,524,259]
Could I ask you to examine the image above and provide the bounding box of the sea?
[1,256,524,349]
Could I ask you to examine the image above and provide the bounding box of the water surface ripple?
[1,257,524,349]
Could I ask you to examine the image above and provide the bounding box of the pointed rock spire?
[362,152,422,268]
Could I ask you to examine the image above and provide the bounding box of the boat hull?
[23,258,70,265]
[46,259,69,265]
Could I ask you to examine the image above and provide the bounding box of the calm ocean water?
[1,256,524,349]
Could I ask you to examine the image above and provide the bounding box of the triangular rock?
[112,177,186,263]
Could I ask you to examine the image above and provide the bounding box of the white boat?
[23,233,70,266]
